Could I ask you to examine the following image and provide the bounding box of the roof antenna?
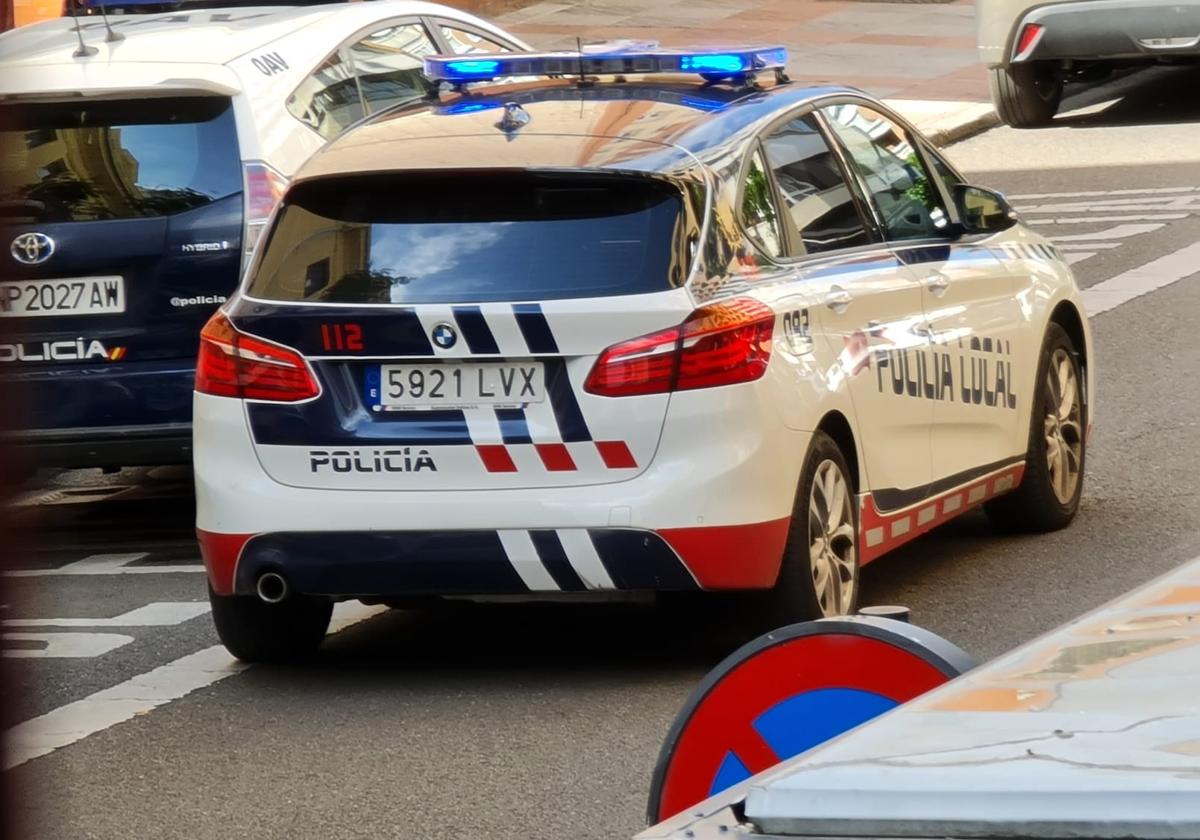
[69,0,98,58]
[96,0,124,43]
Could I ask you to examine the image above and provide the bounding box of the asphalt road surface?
[5,66,1200,840]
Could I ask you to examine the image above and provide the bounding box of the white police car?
[0,1,525,469]
[192,45,1095,662]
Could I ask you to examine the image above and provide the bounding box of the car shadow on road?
[264,510,1019,684]
[1055,64,1200,129]
[273,596,752,686]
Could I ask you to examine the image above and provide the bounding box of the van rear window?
[0,97,240,224]
[246,172,688,304]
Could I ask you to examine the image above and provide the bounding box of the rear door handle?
[925,272,950,297]
[824,287,852,313]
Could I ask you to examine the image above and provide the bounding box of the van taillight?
[196,312,318,402]
[241,161,288,274]
[584,298,774,397]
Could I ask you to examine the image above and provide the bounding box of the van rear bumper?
[7,423,192,468]
[1014,0,1200,63]
[1,359,196,468]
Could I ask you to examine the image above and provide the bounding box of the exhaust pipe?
[256,571,289,604]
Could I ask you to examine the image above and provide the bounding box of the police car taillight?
[241,161,288,276]
[196,311,318,402]
[585,298,774,396]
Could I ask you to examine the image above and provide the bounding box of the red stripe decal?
[196,529,254,596]
[595,440,637,469]
[658,519,791,589]
[476,444,517,473]
[859,464,1025,564]
[534,443,577,471]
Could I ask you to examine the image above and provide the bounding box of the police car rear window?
[247,171,688,304]
[0,97,241,224]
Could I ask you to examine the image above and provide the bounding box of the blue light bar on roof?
[424,44,789,84]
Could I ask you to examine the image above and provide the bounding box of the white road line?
[1066,253,1096,266]
[1057,242,1122,251]
[4,552,203,578]
[496,530,560,591]
[1009,186,1200,200]
[1018,195,1200,214]
[1083,240,1200,316]
[1051,223,1164,242]
[2,632,134,659]
[3,602,211,628]
[2,602,386,771]
[1026,214,1189,225]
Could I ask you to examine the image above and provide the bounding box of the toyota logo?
[431,323,458,349]
[11,232,55,266]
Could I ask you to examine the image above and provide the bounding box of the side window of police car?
[740,148,786,260]
[438,24,513,55]
[287,49,364,139]
[820,104,952,242]
[760,112,872,256]
[347,22,439,115]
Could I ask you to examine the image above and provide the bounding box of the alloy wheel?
[1043,347,1083,504]
[807,460,857,617]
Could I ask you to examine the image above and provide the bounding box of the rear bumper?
[7,424,191,469]
[200,522,792,598]
[1,360,196,468]
[1014,0,1200,63]
[194,389,808,596]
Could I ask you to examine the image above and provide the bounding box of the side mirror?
[953,184,1017,234]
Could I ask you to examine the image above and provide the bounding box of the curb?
[927,109,1001,147]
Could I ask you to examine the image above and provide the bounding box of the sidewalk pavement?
[485,0,999,145]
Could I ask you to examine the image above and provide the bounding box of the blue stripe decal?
[495,408,532,444]
[248,403,473,446]
[528,530,586,591]
[236,531,526,595]
[233,528,697,596]
[452,306,501,355]
[234,308,434,358]
[543,357,592,442]
[893,243,999,269]
[513,303,559,353]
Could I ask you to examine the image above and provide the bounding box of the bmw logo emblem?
[431,323,458,349]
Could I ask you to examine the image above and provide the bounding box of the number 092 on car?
[363,361,545,410]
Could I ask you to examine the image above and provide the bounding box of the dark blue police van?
[0,95,243,469]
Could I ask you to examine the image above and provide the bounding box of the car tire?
[209,585,333,664]
[758,431,860,628]
[989,62,1062,128]
[985,322,1085,533]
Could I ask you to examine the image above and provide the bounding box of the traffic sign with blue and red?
[647,616,975,823]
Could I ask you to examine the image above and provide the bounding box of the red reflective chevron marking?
[476,443,637,473]
[595,440,637,469]
[534,443,577,472]
[859,463,1026,564]
[476,445,517,473]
